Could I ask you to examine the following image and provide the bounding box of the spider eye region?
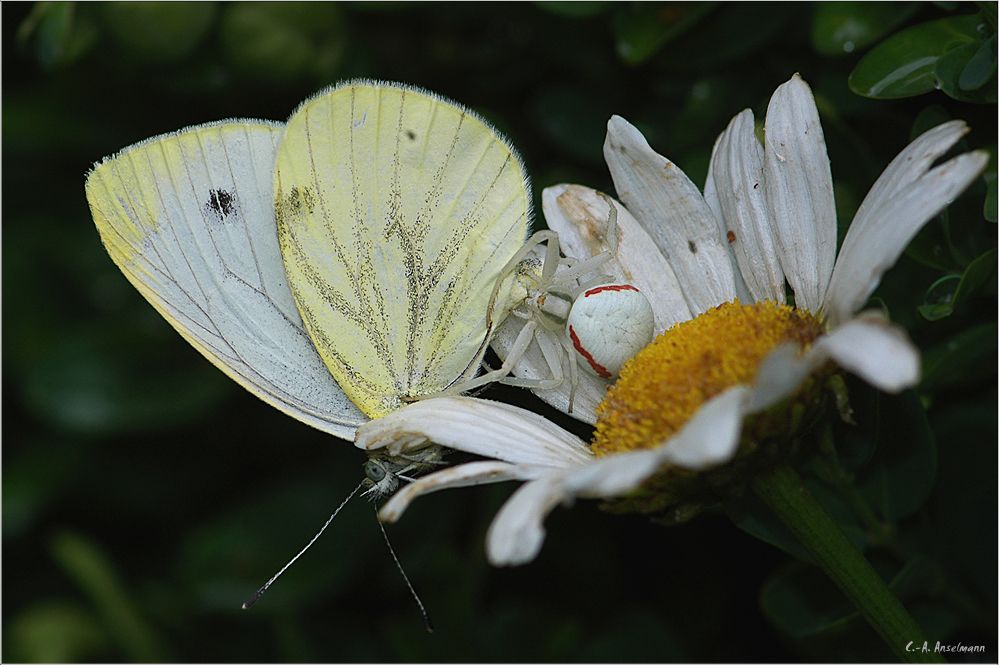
[567,284,655,378]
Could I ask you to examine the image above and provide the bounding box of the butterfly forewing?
[86,120,367,439]
[276,82,530,417]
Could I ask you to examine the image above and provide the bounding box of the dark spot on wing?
[284,186,317,215]
[205,189,235,220]
[688,240,697,253]
[405,129,417,141]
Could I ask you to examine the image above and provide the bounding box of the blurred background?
[3,2,996,662]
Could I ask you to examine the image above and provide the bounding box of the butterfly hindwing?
[86,120,366,439]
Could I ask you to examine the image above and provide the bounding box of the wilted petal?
[486,473,569,566]
[703,143,754,305]
[355,396,593,467]
[823,149,990,324]
[604,115,737,314]
[811,312,920,392]
[543,184,692,332]
[763,74,836,314]
[710,109,786,305]
[378,461,548,522]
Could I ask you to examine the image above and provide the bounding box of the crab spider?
[453,194,655,408]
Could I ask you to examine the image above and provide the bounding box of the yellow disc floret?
[592,299,821,456]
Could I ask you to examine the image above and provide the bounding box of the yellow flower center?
[592,299,822,456]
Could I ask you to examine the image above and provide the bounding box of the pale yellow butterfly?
[86,119,366,441]
[86,82,532,491]
[275,80,531,418]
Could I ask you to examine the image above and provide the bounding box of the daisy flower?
[353,73,989,566]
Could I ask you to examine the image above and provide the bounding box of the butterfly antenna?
[377,509,434,633]
[242,480,365,609]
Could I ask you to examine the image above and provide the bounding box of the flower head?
[353,74,989,565]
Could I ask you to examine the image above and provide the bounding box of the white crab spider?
[453,194,655,406]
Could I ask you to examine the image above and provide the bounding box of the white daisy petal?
[486,473,569,566]
[542,184,692,332]
[659,384,750,469]
[378,461,548,522]
[603,115,737,314]
[763,73,836,314]
[355,396,593,467]
[704,139,754,305]
[810,312,920,393]
[565,383,749,499]
[711,109,786,305]
[748,342,817,413]
[490,315,608,425]
[563,447,670,497]
[823,149,990,324]
[846,120,971,246]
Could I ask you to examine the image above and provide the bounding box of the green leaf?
[534,1,612,19]
[921,322,999,392]
[762,561,858,638]
[958,32,997,89]
[978,0,998,31]
[16,2,99,70]
[6,600,109,663]
[99,2,216,62]
[917,274,963,320]
[811,2,919,56]
[854,391,937,523]
[532,86,617,166]
[986,177,998,221]
[724,492,817,563]
[917,248,997,320]
[724,472,868,564]
[220,2,345,81]
[613,2,716,65]
[904,213,958,271]
[848,13,984,99]
[934,39,998,103]
[50,530,169,662]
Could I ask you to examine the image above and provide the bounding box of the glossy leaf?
[934,38,998,103]
[848,13,984,98]
[917,248,997,320]
[958,32,997,89]
[612,2,716,65]
[921,322,999,392]
[811,2,919,56]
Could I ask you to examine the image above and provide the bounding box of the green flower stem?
[751,465,944,663]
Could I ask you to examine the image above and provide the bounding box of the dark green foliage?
[4,2,995,662]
